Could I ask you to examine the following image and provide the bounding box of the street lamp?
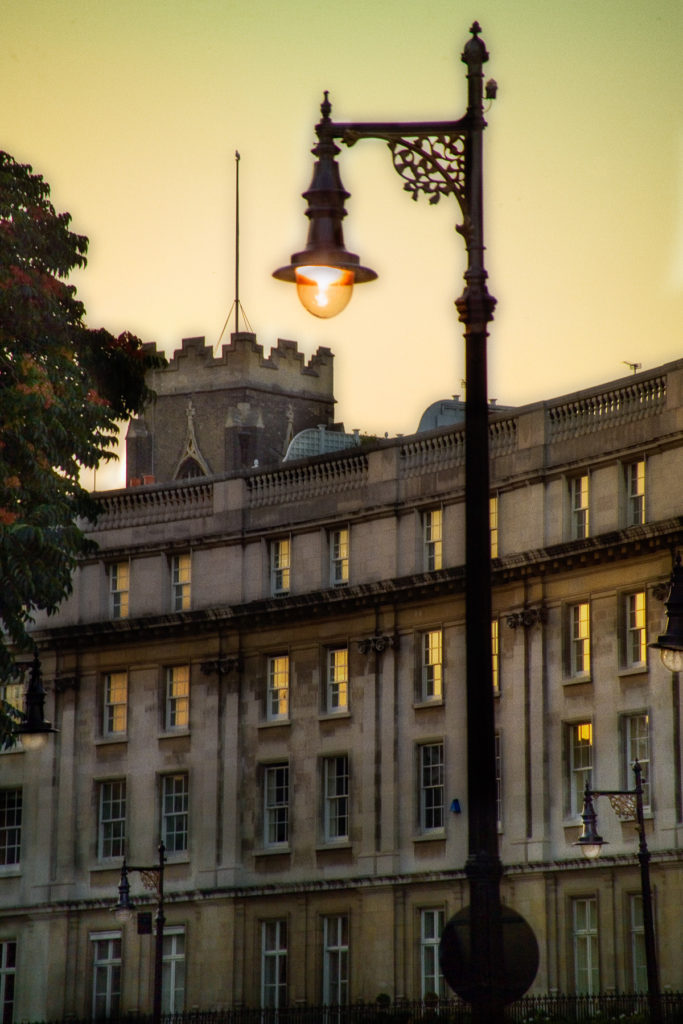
[112,843,166,1024]
[650,553,683,672]
[15,653,57,751]
[275,24,527,1024]
[575,762,661,1024]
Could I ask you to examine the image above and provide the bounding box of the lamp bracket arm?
[125,865,162,895]
[590,788,639,822]
[330,120,471,214]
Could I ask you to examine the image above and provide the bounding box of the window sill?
[158,729,191,741]
[95,735,128,746]
[89,860,126,874]
[316,840,352,852]
[259,718,291,730]
[319,710,351,722]
[413,698,444,710]
[562,675,592,687]
[618,665,649,679]
[0,866,21,878]
[164,851,190,864]
[413,830,446,843]
[255,845,291,857]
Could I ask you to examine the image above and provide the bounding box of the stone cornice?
[33,519,682,653]
[1,848,680,920]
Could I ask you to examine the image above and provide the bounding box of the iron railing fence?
[43,993,683,1024]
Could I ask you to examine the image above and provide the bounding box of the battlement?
[149,332,334,398]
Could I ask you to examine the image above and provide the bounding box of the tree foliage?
[0,150,165,697]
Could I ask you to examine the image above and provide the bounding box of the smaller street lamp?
[650,553,683,672]
[574,762,661,1024]
[112,843,166,1024]
[15,653,57,751]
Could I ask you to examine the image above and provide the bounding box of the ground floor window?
[261,919,287,1009]
[0,941,16,1024]
[162,928,186,1013]
[572,897,599,994]
[420,909,445,999]
[91,932,121,1019]
[323,915,349,1005]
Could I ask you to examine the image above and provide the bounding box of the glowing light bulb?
[295,266,354,318]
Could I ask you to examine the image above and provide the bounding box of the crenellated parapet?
[126,331,336,485]
[148,333,334,398]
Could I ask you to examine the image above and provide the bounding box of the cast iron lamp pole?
[575,762,661,1024]
[112,843,166,1024]
[274,24,507,1023]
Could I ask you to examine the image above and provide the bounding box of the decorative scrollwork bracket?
[358,634,400,655]
[505,606,547,630]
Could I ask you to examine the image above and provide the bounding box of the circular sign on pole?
[439,904,539,1005]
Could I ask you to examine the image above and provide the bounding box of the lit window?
[420,909,445,999]
[0,941,16,1024]
[326,648,349,713]
[569,475,590,540]
[267,655,289,720]
[162,773,188,853]
[98,781,126,859]
[421,631,443,702]
[624,713,650,809]
[330,528,349,585]
[171,554,191,611]
[103,672,127,736]
[165,665,190,730]
[489,496,499,558]
[264,763,289,846]
[629,894,647,992]
[261,920,288,1009]
[91,932,122,1019]
[419,742,444,832]
[495,732,503,828]
[568,603,591,678]
[0,790,22,866]
[491,619,500,695]
[624,592,647,668]
[568,722,592,818]
[110,562,129,620]
[625,460,645,526]
[423,509,442,571]
[162,928,186,1014]
[572,897,599,994]
[0,680,22,750]
[323,755,349,842]
[271,539,290,595]
[322,915,349,1006]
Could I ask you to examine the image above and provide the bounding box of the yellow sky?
[3,0,682,488]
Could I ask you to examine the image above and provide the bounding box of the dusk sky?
[4,0,682,488]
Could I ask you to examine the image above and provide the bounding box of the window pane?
[166,665,190,729]
[422,632,442,701]
[327,648,349,712]
[0,791,22,866]
[162,774,189,852]
[268,656,289,719]
[420,743,444,831]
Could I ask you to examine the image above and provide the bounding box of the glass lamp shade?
[660,646,683,673]
[17,728,51,752]
[577,839,604,860]
[295,266,354,318]
[112,905,134,924]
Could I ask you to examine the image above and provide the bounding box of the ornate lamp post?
[112,843,166,1024]
[15,653,57,751]
[274,25,531,1023]
[575,762,661,1024]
